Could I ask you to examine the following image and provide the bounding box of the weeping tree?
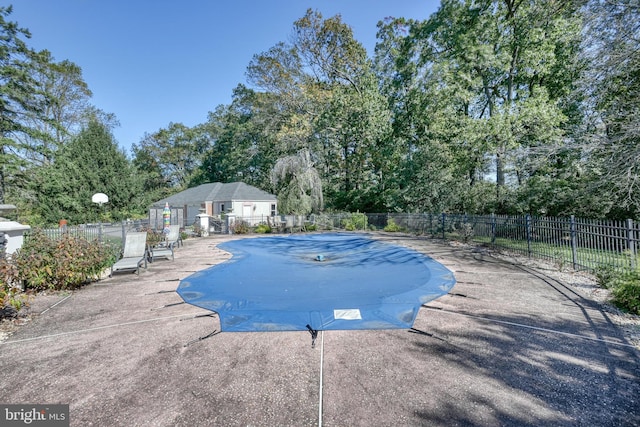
[581,0,640,218]
[270,149,323,215]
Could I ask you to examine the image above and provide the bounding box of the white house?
[150,182,277,227]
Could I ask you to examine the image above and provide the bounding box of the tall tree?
[582,0,640,218]
[194,86,278,189]
[0,6,45,204]
[375,0,584,214]
[246,9,393,212]
[132,122,207,191]
[31,120,141,224]
[20,51,92,165]
[271,149,323,214]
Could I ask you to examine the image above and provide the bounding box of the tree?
[194,86,278,190]
[271,149,323,214]
[581,0,640,218]
[16,51,92,166]
[0,6,45,204]
[31,120,141,224]
[132,122,207,191]
[373,1,584,214]
[246,9,394,211]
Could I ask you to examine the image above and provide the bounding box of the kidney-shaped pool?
[177,233,456,332]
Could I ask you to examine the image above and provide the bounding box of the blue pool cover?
[177,233,456,332]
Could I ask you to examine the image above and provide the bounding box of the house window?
[220,203,225,213]
[271,204,276,216]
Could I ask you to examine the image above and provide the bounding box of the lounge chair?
[110,232,148,276]
[166,224,182,248]
[149,225,180,262]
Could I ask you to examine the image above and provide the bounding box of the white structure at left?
[0,205,30,255]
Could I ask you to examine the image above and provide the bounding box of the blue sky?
[9,1,440,154]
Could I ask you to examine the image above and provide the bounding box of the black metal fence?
[321,213,640,274]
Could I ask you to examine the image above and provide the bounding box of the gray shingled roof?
[151,182,276,207]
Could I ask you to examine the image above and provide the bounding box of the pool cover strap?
[306,324,319,348]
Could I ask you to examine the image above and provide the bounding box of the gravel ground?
[1,232,639,426]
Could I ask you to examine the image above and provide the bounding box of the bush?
[595,265,617,288]
[384,218,402,232]
[13,229,116,291]
[609,270,640,315]
[139,227,164,247]
[254,223,272,234]
[230,220,250,234]
[456,222,475,243]
[341,212,368,231]
[0,257,27,311]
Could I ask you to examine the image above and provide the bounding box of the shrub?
[595,265,617,288]
[14,230,56,290]
[384,218,402,232]
[0,257,27,311]
[341,212,368,231]
[458,222,475,243]
[609,270,640,315]
[139,227,164,247]
[230,220,250,234]
[13,229,115,291]
[254,223,272,234]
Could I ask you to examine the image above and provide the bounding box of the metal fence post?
[627,218,637,270]
[121,221,126,251]
[525,214,532,257]
[491,213,496,244]
[570,215,578,270]
[441,213,446,240]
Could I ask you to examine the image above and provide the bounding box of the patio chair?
[149,225,179,262]
[110,232,148,276]
[165,224,182,248]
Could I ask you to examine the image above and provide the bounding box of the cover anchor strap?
[306,324,318,348]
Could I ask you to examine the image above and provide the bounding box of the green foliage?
[0,258,27,312]
[609,270,640,315]
[456,222,475,243]
[193,93,276,190]
[383,218,402,232]
[30,120,143,225]
[4,5,640,221]
[271,150,323,215]
[12,229,116,291]
[595,265,617,288]
[139,227,164,247]
[230,220,251,234]
[341,212,368,231]
[133,122,207,191]
[596,266,640,315]
[254,223,272,234]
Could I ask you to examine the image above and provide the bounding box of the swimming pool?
[177,233,456,332]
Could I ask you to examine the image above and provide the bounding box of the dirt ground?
[1,232,639,426]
